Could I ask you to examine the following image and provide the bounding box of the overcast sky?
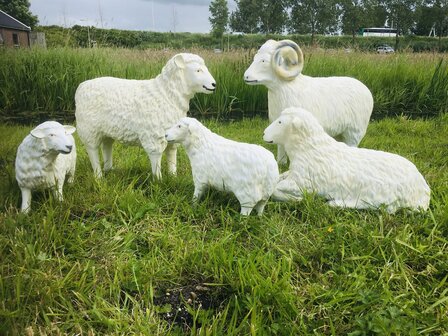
[30,0,236,33]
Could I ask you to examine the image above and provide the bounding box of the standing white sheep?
[75,53,216,179]
[165,117,279,216]
[263,107,430,213]
[244,39,374,164]
[15,121,77,213]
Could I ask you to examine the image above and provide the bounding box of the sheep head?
[244,39,304,86]
[30,121,76,154]
[263,107,320,145]
[167,53,216,95]
[165,117,204,146]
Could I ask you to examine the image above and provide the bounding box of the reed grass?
[0,48,447,121]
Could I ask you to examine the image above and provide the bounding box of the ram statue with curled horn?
[244,39,374,165]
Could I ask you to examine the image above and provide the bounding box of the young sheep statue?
[263,107,430,213]
[75,53,216,180]
[244,39,374,164]
[15,121,77,213]
[165,117,279,216]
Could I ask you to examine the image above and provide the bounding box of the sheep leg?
[341,131,363,147]
[67,156,76,184]
[149,152,162,180]
[53,184,64,202]
[165,143,178,175]
[193,184,207,202]
[277,145,288,165]
[86,145,103,178]
[20,188,32,213]
[240,206,254,216]
[254,199,268,216]
[102,137,114,172]
[271,179,303,202]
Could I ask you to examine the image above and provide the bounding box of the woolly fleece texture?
[263,107,430,213]
[245,39,374,164]
[165,117,279,216]
[75,53,216,179]
[15,121,77,213]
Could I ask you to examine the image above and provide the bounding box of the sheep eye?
[178,125,181,128]
[50,134,55,136]
[278,121,282,124]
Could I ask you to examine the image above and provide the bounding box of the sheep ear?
[30,128,47,139]
[64,125,76,135]
[291,117,303,132]
[272,40,303,81]
[173,54,186,69]
[187,121,200,134]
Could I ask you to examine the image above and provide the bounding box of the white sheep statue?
[263,107,430,213]
[75,53,216,179]
[15,121,77,213]
[165,117,279,216]
[244,39,374,164]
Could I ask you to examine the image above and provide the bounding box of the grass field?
[0,114,447,335]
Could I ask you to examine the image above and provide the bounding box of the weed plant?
[0,115,447,335]
[0,48,447,122]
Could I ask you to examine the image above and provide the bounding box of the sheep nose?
[164,134,168,138]
[212,83,216,88]
[66,145,73,151]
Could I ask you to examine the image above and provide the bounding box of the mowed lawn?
[0,115,447,335]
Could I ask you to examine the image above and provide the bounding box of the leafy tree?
[415,2,438,35]
[230,0,288,34]
[340,0,388,43]
[433,0,448,41]
[0,0,38,28]
[340,0,369,41]
[289,0,340,43]
[366,0,388,27]
[416,0,448,49]
[258,0,288,34]
[209,0,229,38]
[381,0,419,49]
[230,0,261,33]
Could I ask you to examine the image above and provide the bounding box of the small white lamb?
[75,53,216,180]
[15,121,77,213]
[263,107,430,213]
[165,117,279,216]
[244,39,374,164]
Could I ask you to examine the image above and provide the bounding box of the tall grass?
[0,47,447,121]
[0,115,447,335]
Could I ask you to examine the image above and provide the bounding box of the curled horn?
[272,40,304,81]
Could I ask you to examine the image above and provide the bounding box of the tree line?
[210,0,448,44]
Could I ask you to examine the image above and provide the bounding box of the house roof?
[0,9,31,31]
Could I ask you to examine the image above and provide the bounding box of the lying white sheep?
[15,121,77,213]
[75,53,216,179]
[263,107,430,213]
[244,39,374,164]
[165,117,279,216]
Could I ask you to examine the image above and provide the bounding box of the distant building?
[0,9,31,48]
